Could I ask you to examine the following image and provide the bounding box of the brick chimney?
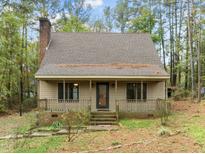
[39,17,51,64]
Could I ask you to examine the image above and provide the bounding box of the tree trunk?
[187,0,194,99]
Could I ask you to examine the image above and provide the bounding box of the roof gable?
[36,32,168,77]
[42,32,161,65]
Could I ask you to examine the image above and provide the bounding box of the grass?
[0,112,37,135]
[187,125,205,145]
[111,141,121,146]
[119,119,156,129]
[1,104,205,152]
[13,136,65,153]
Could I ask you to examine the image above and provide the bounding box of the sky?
[86,0,117,21]
[29,0,118,41]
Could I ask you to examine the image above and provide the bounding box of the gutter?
[35,75,170,80]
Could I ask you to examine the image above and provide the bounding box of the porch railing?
[115,99,157,113]
[39,98,159,113]
[38,99,91,112]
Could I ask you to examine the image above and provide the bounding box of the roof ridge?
[51,32,150,35]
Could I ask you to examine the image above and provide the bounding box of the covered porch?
[37,77,167,113]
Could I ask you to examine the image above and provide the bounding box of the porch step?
[91,114,116,118]
[90,121,118,125]
[91,111,116,115]
[91,118,117,121]
[90,111,118,125]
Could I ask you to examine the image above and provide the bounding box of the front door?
[96,83,109,109]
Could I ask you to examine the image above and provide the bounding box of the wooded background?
[0,0,205,113]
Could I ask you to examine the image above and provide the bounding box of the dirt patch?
[57,128,201,153]
[0,112,36,136]
[37,112,63,126]
[172,101,205,114]
[1,101,205,152]
[103,133,201,153]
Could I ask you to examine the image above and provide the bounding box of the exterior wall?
[147,81,166,99]
[39,80,57,99]
[38,80,166,112]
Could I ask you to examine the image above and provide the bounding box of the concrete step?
[90,121,118,125]
[90,111,118,125]
[90,117,117,121]
[91,112,116,115]
[91,114,117,118]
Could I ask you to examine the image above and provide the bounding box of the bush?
[156,99,171,125]
[23,97,37,110]
[62,111,89,142]
[0,102,6,113]
[172,88,191,101]
[0,96,7,113]
[50,121,64,129]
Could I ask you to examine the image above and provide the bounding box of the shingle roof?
[36,32,169,78]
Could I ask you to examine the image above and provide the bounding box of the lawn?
[0,101,205,152]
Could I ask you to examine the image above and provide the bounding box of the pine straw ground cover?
[0,101,205,152]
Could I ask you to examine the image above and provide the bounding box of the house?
[35,18,169,116]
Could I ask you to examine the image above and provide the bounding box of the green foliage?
[64,0,92,23]
[156,99,171,125]
[129,8,155,33]
[103,6,113,32]
[114,0,130,32]
[0,100,6,113]
[23,97,37,110]
[55,15,90,32]
[0,3,38,111]
[172,88,191,101]
[157,126,172,136]
[111,141,121,146]
[50,121,64,129]
[120,119,154,129]
[14,112,37,134]
[62,111,89,127]
[62,111,89,142]
[14,136,64,153]
[186,124,205,145]
[92,19,106,32]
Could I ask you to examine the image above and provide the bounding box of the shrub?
[172,88,191,101]
[0,103,6,113]
[62,111,88,142]
[50,121,64,129]
[23,97,37,111]
[156,99,171,125]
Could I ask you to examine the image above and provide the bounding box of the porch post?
[89,80,92,103]
[115,80,118,112]
[63,80,65,100]
[115,80,118,100]
[141,81,143,101]
[165,80,167,100]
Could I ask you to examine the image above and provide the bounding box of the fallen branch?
[82,139,156,153]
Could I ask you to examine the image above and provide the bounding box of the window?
[143,83,147,100]
[58,83,79,100]
[127,83,136,99]
[126,83,147,101]
[58,83,64,100]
